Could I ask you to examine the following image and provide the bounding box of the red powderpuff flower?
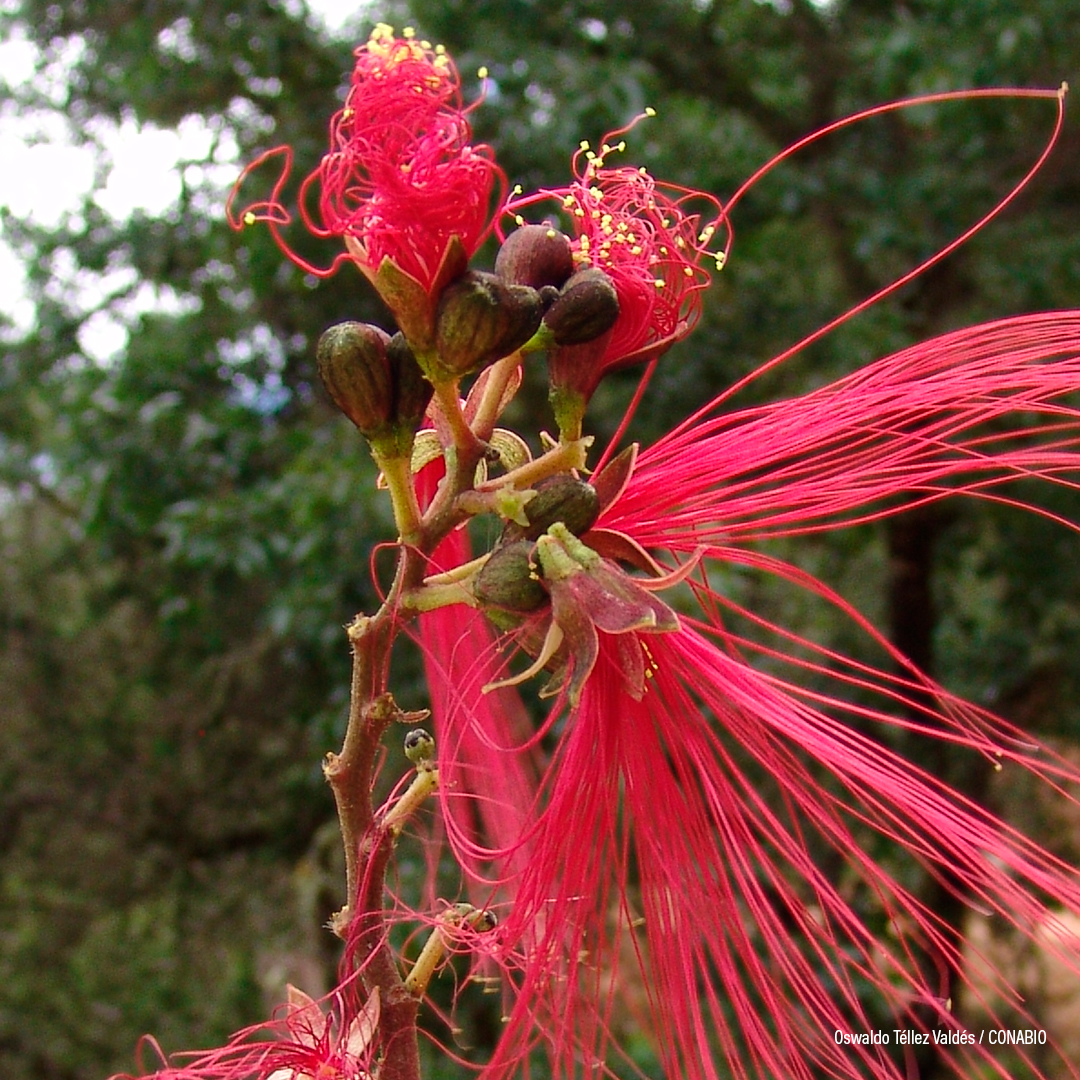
[110,983,380,1080]
[504,114,725,389]
[429,311,1080,1080]
[228,25,504,325]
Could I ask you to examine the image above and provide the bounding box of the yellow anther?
[683,266,693,275]
[714,252,726,270]
[512,184,523,194]
[631,246,643,255]
[585,150,596,161]
[420,40,431,48]
[243,211,256,226]
[435,43,446,54]
[616,140,626,152]
[478,65,489,78]
[654,279,666,288]
[562,195,576,208]
[403,25,416,37]
[514,214,525,225]
[645,106,656,117]
[574,207,585,216]
[589,186,603,199]
[579,140,591,151]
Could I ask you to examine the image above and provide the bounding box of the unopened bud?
[387,333,433,432]
[403,728,435,767]
[503,473,601,543]
[434,271,543,375]
[495,224,574,289]
[474,540,548,613]
[543,267,620,346]
[316,322,393,436]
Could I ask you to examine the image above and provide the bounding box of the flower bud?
[386,332,433,432]
[316,322,394,436]
[474,540,548,613]
[495,224,574,289]
[543,267,620,347]
[434,270,544,375]
[503,473,601,543]
[403,728,435,767]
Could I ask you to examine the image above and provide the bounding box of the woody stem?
[324,543,429,1080]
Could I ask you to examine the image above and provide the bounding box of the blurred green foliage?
[2,1,1080,1076]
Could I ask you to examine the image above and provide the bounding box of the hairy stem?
[324,549,427,1080]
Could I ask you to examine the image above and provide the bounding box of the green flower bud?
[495,224,574,290]
[316,322,393,436]
[434,270,543,375]
[474,540,548,613]
[503,473,601,543]
[543,267,620,347]
[403,728,435,767]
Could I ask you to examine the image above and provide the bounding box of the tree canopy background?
[2,1,1080,1077]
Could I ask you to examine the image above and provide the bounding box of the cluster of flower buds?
[469,450,689,706]
[230,24,725,452]
[493,223,623,422]
[474,473,603,619]
[502,121,726,434]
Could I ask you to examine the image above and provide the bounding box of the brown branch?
[318,408,497,1080]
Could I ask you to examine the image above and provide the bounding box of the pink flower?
[430,311,1080,1080]
[110,984,379,1080]
[504,116,724,395]
[228,24,504,338]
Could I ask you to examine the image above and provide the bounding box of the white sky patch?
[93,121,188,219]
[0,31,237,350]
[305,0,374,35]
